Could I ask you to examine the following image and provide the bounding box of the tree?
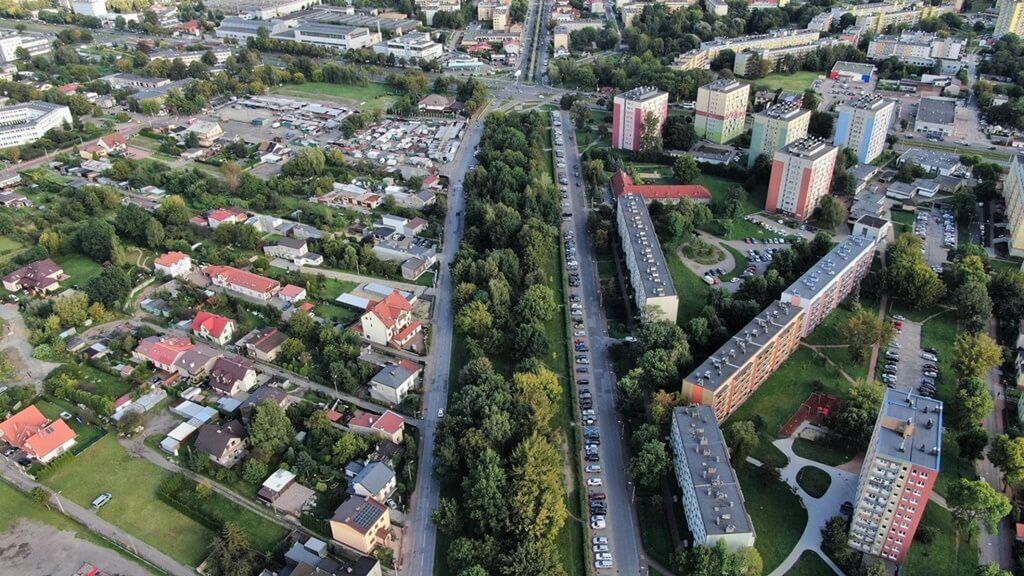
[989,434,1024,489]
[54,291,89,327]
[241,458,268,484]
[977,563,1013,576]
[816,195,847,231]
[507,433,567,542]
[672,154,700,184]
[85,266,131,308]
[845,304,893,362]
[205,523,257,576]
[433,497,462,534]
[723,420,758,467]
[638,110,663,159]
[282,147,326,178]
[75,218,118,262]
[513,368,560,432]
[39,229,61,255]
[953,281,993,335]
[883,233,944,308]
[248,401,294,456]
[462,448,508,534]
[950,188,977,225]
[515,284,556,325]
[221,161,243,192]
[664,115,697,150]
[835,383,884,446]
[957,426,989,462]
[456,300,494,342]
[957,377,994,430]
[952,331,1001,380]
[570,100,591,128]
[947,479,1011,538]
[29,486,50,508]
[629,439,670,492]
[809,111,834,139]
[988,270,1024,326]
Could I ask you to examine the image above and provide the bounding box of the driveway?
[0,304,60,387]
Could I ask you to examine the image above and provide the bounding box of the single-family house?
[206,207,248,228]
[185,120,224,147]
[174,345,222,381]
[208,355,258,396]
[280,284,308,303]
[0,405,76,463]
[0,190,30,207]
[3,259,65,293]
[191,311,235,345]
[153,251,192,278]
[194,419,247,468]
[203,265,281,300]
[263,237,323,267]
[368,360,421,404]
[133,336,195,372]
[329,496,392,554]
[237,326,288,361]
[347,410,405,444]
[259,468,298,503]
[258,468,317,516]
[240,385,291,422]
[347,461,397,501]
[358,292,421,349]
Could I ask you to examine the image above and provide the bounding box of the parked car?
[91,493,113,509]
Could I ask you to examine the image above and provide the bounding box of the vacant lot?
[271,82,395,110]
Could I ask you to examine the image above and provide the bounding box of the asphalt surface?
[399,111,485,576]
[559,111,646,576]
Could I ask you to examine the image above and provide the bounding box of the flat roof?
[757,102,810,121]
[616,86,667,103]
[840,93,892,111]
[702,78,747,93]
[684,301,803,392]
[831,60,877,75]
[671,406,755,538]
[781,234,874,303]
[873,388,943,472]
[782,137,836,161]
[915,97,956,126]
[617,193,676,300]
[898,147,961,171]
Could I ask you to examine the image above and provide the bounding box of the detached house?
[208,355,258,396]
[0,405,77,463]
[194,419,247,467]
[263,238,323,267]
[347,461,397,502]
[330,496,392,554]
[368,361,421,404]
[3,259,65,293]
[154,251,192,278]
[280,284,308,304]
[133,336,195,372]
[348,409,405,444]
[237,326,288,361]
[203,265,281,300]
[191,311,235,345]
[358,292,421,349]
[206,207,248,228]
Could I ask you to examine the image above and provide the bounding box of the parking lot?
[917,207,955,268]
[883,316,941,399]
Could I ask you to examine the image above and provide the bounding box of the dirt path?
[0,519,153,576]
[0,304,60,388]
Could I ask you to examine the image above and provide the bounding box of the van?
[91,492,112,509]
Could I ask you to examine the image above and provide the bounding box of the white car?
[592,536,608,545]
[591,518,606,529]
[593,544,609,552]
[586,465,602,473]
[437,408,445,419]
[595,560,613,569]
[595,553,613,561]
[587,478,603,486]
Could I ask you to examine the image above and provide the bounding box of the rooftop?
[831,60,877,75]
[873,388,943,472]
[684,301,804,392]
[915,97,956,126]
[840,93,892,111]
[702,78,748,93]
[898,147,961,172]
[671,405,755,538]
[757,102,810,122]
[781,235,875,303]
[616,86,667,103]
[332,496,387,534]
[617,193,677,300]
[781,137,836,161]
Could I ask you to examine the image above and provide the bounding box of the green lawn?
[720,245,749,281]
[55,254,104,289]
[991,258,1022,275]
[0,236,23,257]
[664,241,712,326]
[34,398,106,453]
[795,466,831,498]
[314,302,360,325]
[784,550,837,576]
[312,277,359,301]
[803,307,857,346]
[75,364,134,399]
[934,435,978,498]
[637,497,675,569]
[902,504,978,576]
[737,465,807,574]
[792,437,859,467]
[891,210,916,234]
[270,82,395,110]
[754,72,821,93]
[820,347,869,383]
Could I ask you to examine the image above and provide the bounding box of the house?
[347,461,397,501]
[280,284,308,303]
[368,360,421,404]
[206,207,248,228]
[191,311,235,345]
[329,496,392,554]
[259,468,298,502]
[348,409,405,444]
[263,238,323,267]
[140,297,172,317]
[0,190,31,207]
[240,385,291,421]
[153,251,192,278]
[195,419,247,468]
[175,19,203,36]
[185,120,224,147]
[0,405,76,464]
[133,336,195,372]
[418,94,457,113]
[237,326,288,361]
[258,468,317,516]
[203,265,281,300]
[358,292,422,349]
[174,345,222,381]
[79,133,127,159]
[208,355,258,396]
[2,259,65,293]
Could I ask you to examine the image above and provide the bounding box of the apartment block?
[867,31,965,67]
[673,28,820,70]
[748,103,810,167]
[996,0,1024,37]
[680,301,805,421]
[848,389,942,564]
[616,194,679,322]
[834,94,896,164]
[670,405,756,551]
[779,234,877,336]
[1004,154,1024,257]
[765,138,838,221]
[695,79,750,144]
[0,33,51,63]
[853,2,952,33]
[611,87,669,152]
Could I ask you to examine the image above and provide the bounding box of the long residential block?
[616,193,679,322]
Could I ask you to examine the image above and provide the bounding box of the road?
[398,106,486,576]
[0,458,195,576]
[559,110,645,575]
[979,318,1013,570]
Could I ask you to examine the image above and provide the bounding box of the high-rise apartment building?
[779,234,877,336]
[670,405,756,551]
[834,94,895,164]
[765,138,838,221]
[611,87,669,152]
[848,389,943,564]
[1003,154,1024,257]
[996,0,1024,38]
[616,193,679,321]
[694,79,750,144]
[748,103,811,167]
[681,301,805,421]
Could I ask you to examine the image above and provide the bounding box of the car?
[595,553,613,561]
[586,465,603,473]
[589,492,606,500]
[574,330,586,337]
[1,446,15,457]
[591,519,606,529]
[921,353,938,362]
[889,341,902,349]
[16,457,31,467]
[595,560,613,568]
[585,453,600,462]
[437,408,445,419]
[576,367,589,374]
[91,492,112,509]
[593,536,608,545]
[593,544,610,552]
[587,478,603,486]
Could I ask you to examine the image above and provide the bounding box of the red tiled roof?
[154,251,189,268]
[392,321,421,344]
[136,336,195,367]
[0,405,76,459]
[207,207,246,222]
[367,292,412,329]
[99,133,127,149]
[1017,523,1024,540]
[326,409,343,422]
[610,170,711,201]
[372,410,405,435]
[203,265,280,296]
[114,394,132,408]
[192,311,233,338]
[280,284,306,300]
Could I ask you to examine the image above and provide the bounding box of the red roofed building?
[133,336,195,372]
[3,259,65,293]
[279,284,307,303]
[610,171,711,202]
[349,409,406,444]
[0,405,77,463]
[358,292,421,349]
[154,251,192,278]
[203,265,281,300]
[206,207,248,228]
[177,20,202,36]
[192,311,235,345]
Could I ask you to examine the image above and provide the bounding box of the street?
[559,110,645,575]
[398,106,487,576]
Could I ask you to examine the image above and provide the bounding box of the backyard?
[901,505,978,576]
[54,254,104,289]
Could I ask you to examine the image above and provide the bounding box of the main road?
[559,110,646,575]
[398,107,487,575]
